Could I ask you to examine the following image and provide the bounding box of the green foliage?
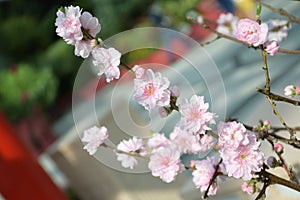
[0,64,58,121]
[157,0,200,26]
[92,0,153,38]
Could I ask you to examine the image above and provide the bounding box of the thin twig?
[261,50,270,92]
[266,96,295,136]
[257,88,300,106]
[101,143,149,161]
[255,181,269,200]
[260,1,300,24]
[266,138,299,183]
[200,36,221,46]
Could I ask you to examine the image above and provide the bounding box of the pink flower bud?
[296,87,300,95]
[274,143,284,154]
[264,40,279,56]
[89,39,98,48]
[190,160,196,168]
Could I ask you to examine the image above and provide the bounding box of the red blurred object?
[0,111,69,200]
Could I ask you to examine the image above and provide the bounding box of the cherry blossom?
[220,133,264,181]
[267,19,291,42]
[198,134,216,152]
[92,47,121,82]
[74,11,101,58]
[55,6,83,45]
[179,95,215,134]
[147,133,171,151]
[264,40,279,56]
[148,146,182,183]
[81,126,108,155]
[192,156,220,196]
[169,127,202,154]
[235,18,268,47]
[217,121,249,149]
[116,137,145,169]
[216,13,238,35]
[132,68,170,111]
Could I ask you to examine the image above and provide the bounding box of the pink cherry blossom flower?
[236,18,268,47]
[241,182,255,195]
[55,6,83,45]
[220,134,264,180]
[216,13,238,35]
[147,133,171,151]
[81,126,108,155]
[74,40,93,58]
[179,95,215,134]
[192,157,220,196]
[92,47,121,82]
[169,127,202,154]
[116,137,145,169]
[284,85,296,97]
[80,11,101,38]
[133,68,170,111]
[74,11,101,58]
[198,134,216,152]
[264,40,279,56]
[169,85,180,97]
[267,19,291,42]
[217,121,249,149]
[148,146,182,183]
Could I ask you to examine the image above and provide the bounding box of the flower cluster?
[218,121,264,181]
[58,4,300,199]
[216,13,238,36]
[132,66,171,111]
[55,6,121,82]
[267,19,291,42]
[192,156,221,196]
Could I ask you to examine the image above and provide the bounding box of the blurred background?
[1,0,300,200]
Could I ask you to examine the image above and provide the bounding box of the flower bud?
[267,156,279,168]
[264,40,279,56]
[274,143,284,154]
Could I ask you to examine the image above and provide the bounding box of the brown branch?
[255,181,269,200]
[266,138,299,183]
[260,170,300,192]
[257,88,300,106]
[260,1,300,24]
[261,50,270,92]
[266,96,295,136]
